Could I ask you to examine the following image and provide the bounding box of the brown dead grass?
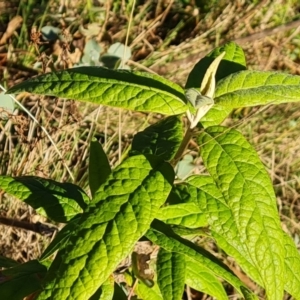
[1,0,300,298]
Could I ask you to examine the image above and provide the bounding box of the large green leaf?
[157,202,207,228]
[7,67,187,115]
[37,154,174,300]
[146,220,246,295]
[197,126,285,299]
[283,233,300,299]
[215,70,300,107]
[156,249,185,300]
[199,105,232,128]
[0,260,47,300]
[132,116,183,161]
[0,176,89,223]
[40,217,80,261]
[201,70,300,127]
[89,138,111,198]
[185,257,227,300]
[157,182,209,229]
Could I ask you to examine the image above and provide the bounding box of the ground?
[0,0,300,299]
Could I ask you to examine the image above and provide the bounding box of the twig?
[0,216,57,236]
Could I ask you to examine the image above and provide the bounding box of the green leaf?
[170,226,209,238]
[202,70,300,127]
[166,183,199,205]
[199,105,232,128]
[157,202,207,228]
[40,217,80,261]
[81,39,101,66]
[2,259,46,277]
[7,67,187,116]
[283,233,300,299]
[89,138,111,198]
[146,220,246,295]
[0,255,19,268]
[185,42,247,89]
[108,43,131,61]
[0,260,47,300]
[197,126,285,298]
[37,155,174,300]
[98,279,114,300]
[156,249,185,300]
[209,41,247,80]
[160,183,208,229]
[185,257,227,300]
[215,70,300,108]
[240,287,260,300]
[89,276,114,300]
[135,280,163,300]
[131,116,183,161]
[175,154,195,179]
[0,176,89,223]
[185,52,226,128]
[185,42,247,127]
[200,51,226,99]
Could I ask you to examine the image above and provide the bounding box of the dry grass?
[0,193,51,262]
[1,0,300,298]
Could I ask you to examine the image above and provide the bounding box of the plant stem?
[170,126,194,167]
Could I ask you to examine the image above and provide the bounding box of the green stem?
[170,126,194,167]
